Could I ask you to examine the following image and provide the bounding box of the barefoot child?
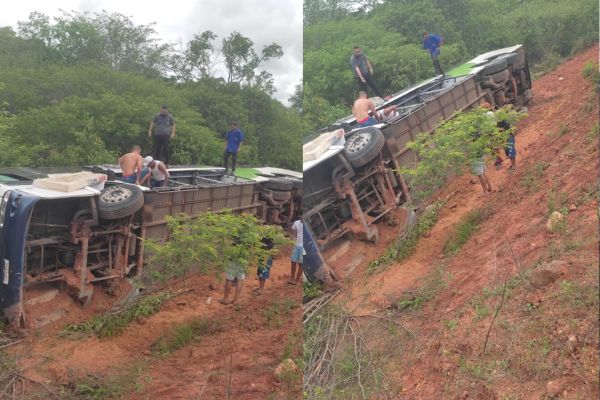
[220,235,245,306]
[288,219,304,285]
[220,262,245,306]
[253,237,274,294]
[498,119,516,170]
[470,131,492,194]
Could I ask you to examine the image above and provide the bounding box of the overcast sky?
[0,0,302,106]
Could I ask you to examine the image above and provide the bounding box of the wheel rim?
[346,132,371,154]
[101,186,132,203]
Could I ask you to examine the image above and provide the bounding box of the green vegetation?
[0,350,151,399]
[152,317,222,356]
[65,361,152,399]
[0,12,303,170]
[283,330,304,362]
[444,319,458,331]
[557,280,598,310]
[582,61,600,87]
[472,303,490,321]
[587,123,600,143]
[303,281,324,301]
[557,123,570,137]
[458,358,509,383]
[144,212,289,285]
[395,265,449,311]
[279,364,303,392]
[573,183,598,207]
[367,200,442,274]
[521,161,549,192]
[263,298,300,328]
[402,107,524,201]
[63,291,171,338]
[481,271,530,301]
[547,187,569,216]
[444,210,485,255]
[583,91,597,113]
[548,123,570,138]
[303,0,599,128]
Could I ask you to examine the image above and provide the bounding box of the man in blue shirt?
[422,32,444,76]
[224,121,244,174]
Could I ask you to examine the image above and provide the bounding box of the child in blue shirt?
[253,237,274,294]
[495,120,516,171]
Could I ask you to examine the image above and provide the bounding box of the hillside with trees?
[0,11,303,170]
[302,0,599,129]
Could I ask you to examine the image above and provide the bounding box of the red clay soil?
[7,247,303,399]
[323,45,599,399]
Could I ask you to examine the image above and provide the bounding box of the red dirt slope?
[324,45,599,399]
[7,248,303,399]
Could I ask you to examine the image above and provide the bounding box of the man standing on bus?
[422,31,444,76]
[224,121,244,174]
[350,46,384,98]
[148,105,176,167]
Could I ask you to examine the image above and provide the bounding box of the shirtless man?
[352,91,380,128]
[118,145,143,184]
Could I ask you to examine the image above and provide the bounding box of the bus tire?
[344,126,385,168]
[98,184,144,220]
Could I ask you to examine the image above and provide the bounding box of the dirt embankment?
[6,248,303,400]
[323,45,599,399]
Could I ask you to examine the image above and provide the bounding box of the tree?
[402,106,524,200]
[93,11,172,76]
[303,0,598,127]
[288,82,304,113]
[221,32,283,92]
[304,0,349,26]
[17,11,172,77]
[301,83,348,131]
[176,30,219,81]
[144,212,289,284]
[2,15,301,171]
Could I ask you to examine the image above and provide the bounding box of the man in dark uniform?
[350,46,383,98]
[148,105,176,166]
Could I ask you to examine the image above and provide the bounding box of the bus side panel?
[0,191,37,327]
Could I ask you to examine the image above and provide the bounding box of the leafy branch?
[401,106,525,201]
[143,211,290,285]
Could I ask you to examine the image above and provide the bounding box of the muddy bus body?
[0,166,301,329]
[303,45,532,280]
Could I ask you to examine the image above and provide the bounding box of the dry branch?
[351,314,416,338]
[305,305,400,400]
[303,289,341,325]
[0,340,24,351]
[482,280,507,355]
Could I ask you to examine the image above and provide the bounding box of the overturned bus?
[303,45,532,280]
[0,165,301,329]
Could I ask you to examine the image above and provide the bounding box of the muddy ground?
[4,247,303,399]
[321,45,599,399]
